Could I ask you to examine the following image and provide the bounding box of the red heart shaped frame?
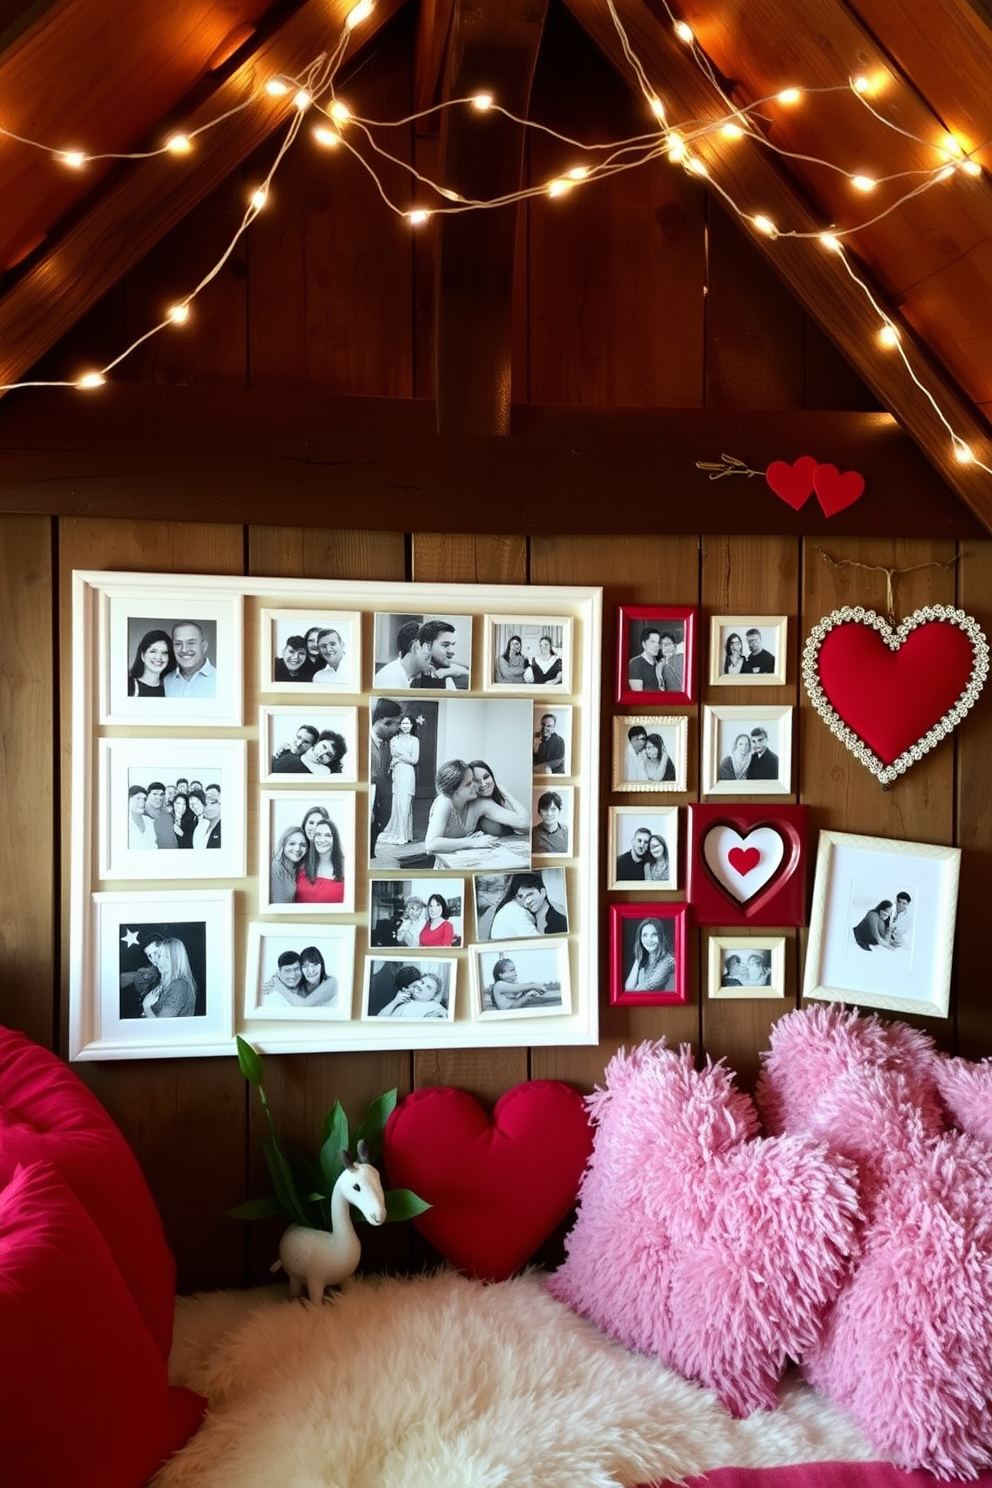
[687,804,809,926]
[802,605,989,784]
[765,455,817,510]
[383,1082,592,1282]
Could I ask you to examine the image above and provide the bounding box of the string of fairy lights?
[1,0,990,477]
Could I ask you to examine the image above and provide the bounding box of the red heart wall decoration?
[383,1082,593,1282]
[802,605,989,784]
[765,455,817,510]
[812,463,865,517]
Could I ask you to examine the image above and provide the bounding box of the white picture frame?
[371,611,473,691]
[259,789,357,914]
[361,956,457,1025]
[258,705,359,785]
[701,705,793,795]
[71,889,234,1060]
[470,940,572,1020]
[485,615,573,692]
[243,922,355,1027]
[709,615,788,686]
[260,607,361,693]
[368,878,465,949]
[803,830,960,1019]
[608,806,679,891]
[98,737,247,879]
[532,704,573,778]
[612,715,688,793]
[531,784,574,858]
[707,933,786,999]
[102,587,243,725]
[472,867,569,941]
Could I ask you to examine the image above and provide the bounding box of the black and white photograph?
[804,831,961,1018]
[372,612,472,691]
[616,605,695,704]
[486,617,572,692]
[531,785,574,857]
[244,924,354,1021]
[84,890,234,1059]
[260,608,360,692]
[707,933,786,1000]
[260,790,356,913]
[709,615,788,686]
[104,589,242,725]
[259,705,358,785]
[612,715,687,793]
[609,903,687,1006]
[473,869,568,941]
[608,806,679,890]
[368,878,464,949]
[472,942,570,1019]
[702,705,793,795]
[532,705,573,778]
[369,697,533,872]
[362,957,455,1022]
[99,738,246,880]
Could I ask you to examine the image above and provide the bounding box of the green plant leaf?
[261,1135,310,1227]
[353,1088,397,1163]
[226,1194,285,1221]
[319,1102,349,1189]
[236,1035,265,1087]
[384,1187,432,1222]
[321,1099,349,1149]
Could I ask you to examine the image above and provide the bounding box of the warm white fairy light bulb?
[76,371,105,388]
[166,134,191,154]
[878,323,900,347]
[954,440,975,464]
[752,213,778,237]
[852,75,871,93]
[648,95,666,122]
[167,303,190,324]
[265,78,290,97]
[472,93,493,111]
[674,20,694,43]
[721,119,745,138]
[547,178,573,198]
[850,174,876,192]
[666,130,686,162]
[293,89,313,111]
[313,126,341,147]
[407,209,430,225]
[819,232,842,252]
[685,155,709,177]
[250,187,268,210]
[345,0,374,28]
[329,100,351,123]
[777,88,802,105]
[59,150,86,168]
[566,166,589,180]
[934,165,956,183]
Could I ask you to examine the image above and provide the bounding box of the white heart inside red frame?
[702,825,785,903]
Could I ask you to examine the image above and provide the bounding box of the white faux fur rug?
[157,1270,879,1488]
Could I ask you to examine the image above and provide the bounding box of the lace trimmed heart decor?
[802,605,989,785]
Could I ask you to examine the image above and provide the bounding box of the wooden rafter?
[563,0,992,528]
[0,0,405,392]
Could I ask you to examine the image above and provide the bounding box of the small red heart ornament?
[812,463,865,517]
[727,846,761,875]
[383,1082,593,1282]
[803,606,989,783]
[765,455,817,510]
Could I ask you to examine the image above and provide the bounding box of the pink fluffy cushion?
[934,1055,992,1144]
[0,1160,203,1488]
[549,1041,860,1416]
[0,1025,175,1355]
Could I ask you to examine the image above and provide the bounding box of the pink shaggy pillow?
[758,1006,992,1478]
[549,1040,860,1416]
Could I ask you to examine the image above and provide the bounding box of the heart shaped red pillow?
[383,1082,593,1282]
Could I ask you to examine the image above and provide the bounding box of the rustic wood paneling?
[57,515,248,1290]
[953,538,992,1059]
[0,514,55,1046]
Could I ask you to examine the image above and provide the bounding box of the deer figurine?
[272,1140,386,1304]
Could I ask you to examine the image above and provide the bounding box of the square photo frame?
[260,608,360,693]
[362,956,456,1023]
[531,784,574,858]
[707,933,787,999]
[609,903,687,1006]
[259,789,357,913]
[616,605,695,705]
[533,705,573,778]
[71,889,234,1060]
[609,806,679,890]
[701,705,793,795]
[687,803,808,926]
[259,705,358,785]
[103,589,243,726]
[612,716,688,793]
[473,867,569,941]
[368,878,465,948]
[803,831,960,1019]
[99,738,247,880]
[709,615,788,686]
[471,940,571,1019]
[372,612,473,691]
[486,617,573,693]
[244,922,355,1021]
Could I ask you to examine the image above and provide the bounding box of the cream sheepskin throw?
[156,1270,877,1488]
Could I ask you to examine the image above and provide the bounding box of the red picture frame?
[687,803,809,927]
[616,605,696,706]
[609,902,688,1006]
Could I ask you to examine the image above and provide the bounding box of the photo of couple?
[720,949,773,987]
[490,621,568,689]
[127,619,216,700]
[473,870,568,942]
[264,611,357,692]
[364,958,454,1021]
[368,879,464,949]
[118,922,207,1021]
[373,613,472,691]
[265,794,355,912]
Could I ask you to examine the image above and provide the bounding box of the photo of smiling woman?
[127,628,175,698]
[262,792,356,913]
[119,922,207,1019]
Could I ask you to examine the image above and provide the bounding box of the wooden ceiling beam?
[0,0,406,393]
[562,0,992,529]
[413,0,455,120]
[434,0,549,434]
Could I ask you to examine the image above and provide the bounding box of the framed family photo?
[472,867,569,941]
[701,705,793,795]
[372,611,473,691]
[706,933,787,999]
[71,889,234,1060]
[259,790,357,913]
[362,957,456,1023]
[259,705,358,785]
[708,615,788,686]
[244,923,355,1023]
[485,616,572,692]
[260,607,360,692]
[368,878,464,949]
[608,806,679,890]
[99,738,247,880]
[102,588,243,725]
[612,716,688,793]
[609,903,687,1006]
[471,941,571,1019]
[803,831,960,1018]
[616,605,695,705]
[532,705,573,778]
